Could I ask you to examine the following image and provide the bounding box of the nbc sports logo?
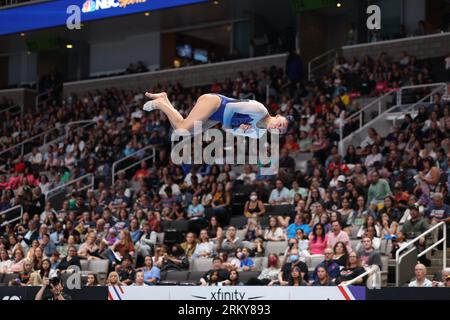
[82,0,120,13]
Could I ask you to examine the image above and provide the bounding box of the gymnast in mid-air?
[142,92,288,137]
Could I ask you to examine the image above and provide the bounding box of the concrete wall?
[0,88,36,110]
[89,32,160,76]
[63,53,287,97]
[342,32,450,61]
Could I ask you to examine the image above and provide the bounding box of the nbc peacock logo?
[82,0,96,13]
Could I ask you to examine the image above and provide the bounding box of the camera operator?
[35,277,72,300]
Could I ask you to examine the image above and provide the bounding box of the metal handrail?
[0,104,22,118]
[391,84,447,126]
[344,90,395,122]
[45,173,94,201]
[0,119,96,160]
[308,49,337,81]
[395,221,447,287]
[0,125,63,158]
[0,205,23,227]
[397,82,447,106]
[342,264,380,288]
[111,145,156,185]
[35,83,62,113]
[338,82,447,156]
[339,90,396,144]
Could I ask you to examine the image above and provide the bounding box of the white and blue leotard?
[208,94,269,138]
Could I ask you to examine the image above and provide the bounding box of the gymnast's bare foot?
[143,92,170,112]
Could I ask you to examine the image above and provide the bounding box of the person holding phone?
[35,277,72,300]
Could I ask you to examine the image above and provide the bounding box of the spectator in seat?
[426,192,449,246]
[237,165,256,185]
[333,241,349,267]
[242,218,263,243]
[106,271,123,286]
[77,232,99,260]
[264,216,286,241]
[243,192,266,218]
[206,216,223,243]
[187,196,205,234]
[269,179,290,205]
[357,215,381,239]
[402,204,430,265]
[56,245,81,273]
[9,248,25,273]
[308,223,328,255]
[180,232,197,258]
[136,221,157,258]
[86,273,99,287]
[409,263,432,287]
[327,220,352,253]
[193,229,216,259]
[287,266,305,286]
[237,247,255,272]
[356,236,382,269]
[117,255,136,286]
[40,233,57,257]
[160,244,189,271]
[211,183,231,226]
[377,196,402,223]
[200,257,230,286]
[287,214,310,239]
[220,269,244,286]
[0,249,12,273]
[133,270,147,286]
[140,255,160,285]
[367,171,392,211]
[312,266,335,286]
[107,229,135,266]
[335,252,366,285]
[312,248,340,283]
[432,268,450,287]
[247,253,280,286]
[278,248,309,285]
[220,225,243,254]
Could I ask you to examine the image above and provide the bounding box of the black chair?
[159,271,168,281]
[160,220,172,232]
[187,271,205,283]
[171,220,189,233]
[2,273,19,285]
[230,216,248,229]
[164,271,189,282]
[260,215,270,228]
[238,271,261,284]
[267,204,294,216]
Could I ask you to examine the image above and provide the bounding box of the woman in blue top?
[143,92,288,137]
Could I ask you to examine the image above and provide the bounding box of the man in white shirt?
[29,147,43,166]
[159,177,181,198]
[184,166,203,186]
[269,179,290,205]
[409,263,433,287]
[237,165,256,184]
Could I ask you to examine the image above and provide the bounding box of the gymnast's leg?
[144,92,221,131]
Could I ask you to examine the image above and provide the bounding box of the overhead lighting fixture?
[336,2,342,7]
[66,44,73,49]
[213,0,219,5]
[20,33,25,37]
[144,12,150,16]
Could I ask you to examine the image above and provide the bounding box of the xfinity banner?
[107,286,366,300]
[0,0,207,35]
